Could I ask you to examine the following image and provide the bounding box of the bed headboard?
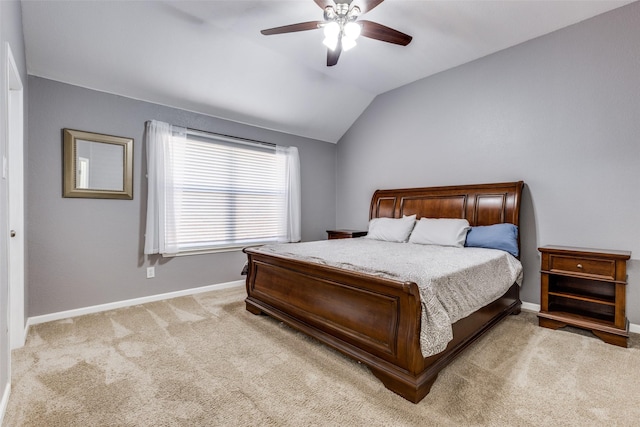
[369,181,524,228]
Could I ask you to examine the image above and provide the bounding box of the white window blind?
[144,120,300,256]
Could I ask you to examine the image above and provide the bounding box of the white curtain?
[144,120,186,255]
[277,146,301,243]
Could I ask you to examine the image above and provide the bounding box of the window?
[144,121,300,256]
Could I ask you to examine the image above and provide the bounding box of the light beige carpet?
[3,286,640,426]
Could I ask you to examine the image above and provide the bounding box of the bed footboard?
[245,249,425,374]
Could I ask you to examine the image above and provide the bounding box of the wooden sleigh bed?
[244,181,524,403]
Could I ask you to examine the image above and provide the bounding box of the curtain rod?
[146,120,277,150]
[186,127,277,150]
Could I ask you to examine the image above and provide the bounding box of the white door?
[6,44,25,349]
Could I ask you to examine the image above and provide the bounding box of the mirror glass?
[75,140,125,191]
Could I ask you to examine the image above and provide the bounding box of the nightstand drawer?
[549,255,615,280]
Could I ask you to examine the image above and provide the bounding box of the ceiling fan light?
[344,22,361,40]
[342,36,356,51]
[323,36,339,51]
[323,21,340,38]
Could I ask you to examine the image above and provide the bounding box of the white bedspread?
[253,239,523,357]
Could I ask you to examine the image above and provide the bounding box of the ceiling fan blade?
[357,0,385,14]
[261,21,323,35]
[313,0,334,9]
[359,20,412,46]
[327,40,343,66]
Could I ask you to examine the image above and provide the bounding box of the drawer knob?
[577,263,583,269]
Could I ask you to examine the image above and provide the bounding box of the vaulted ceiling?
[21,0,635,143]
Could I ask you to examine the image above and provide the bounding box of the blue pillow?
[465,223,519,257]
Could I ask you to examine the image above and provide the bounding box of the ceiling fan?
[260,0,412,67]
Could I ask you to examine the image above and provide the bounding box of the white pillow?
[365,215,416,243]
[409,218,470,247]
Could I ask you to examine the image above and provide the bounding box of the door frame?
[6,43,25,350]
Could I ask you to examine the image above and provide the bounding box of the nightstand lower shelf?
[538,311,629,347]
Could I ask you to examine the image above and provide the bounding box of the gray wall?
[336,3,640,323]
[27,77,337,316]
[1,0,28,404]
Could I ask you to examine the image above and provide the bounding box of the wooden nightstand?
[538,245,631,347]
[326,229,368,240]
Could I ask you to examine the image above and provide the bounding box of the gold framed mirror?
[63,129,133,199]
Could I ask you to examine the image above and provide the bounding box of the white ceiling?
[21,0,635,143]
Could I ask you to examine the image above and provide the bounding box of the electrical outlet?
[146,267,155,279]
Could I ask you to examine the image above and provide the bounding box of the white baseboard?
[0,382,10,426]
[27,280,245,328]
[521,301,540,312]
[521,300,640,334]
